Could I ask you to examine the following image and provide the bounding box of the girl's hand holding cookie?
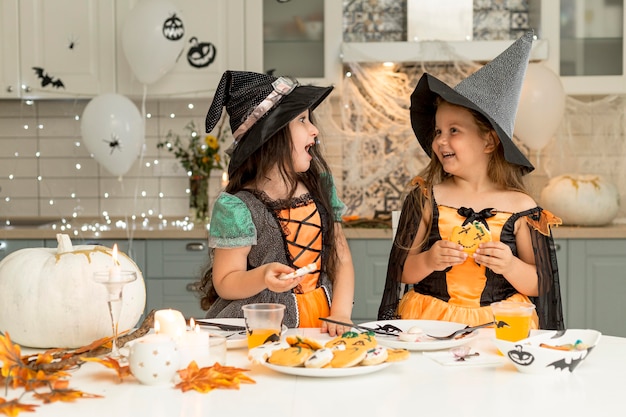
[264,263,304,292]
[473,242,515,274]
[425,240,468,271]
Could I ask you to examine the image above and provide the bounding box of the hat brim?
[229,85,333,174]
[410,73,534,174]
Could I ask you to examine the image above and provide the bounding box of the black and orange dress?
[205,183,345,328]
[378,182,565,330]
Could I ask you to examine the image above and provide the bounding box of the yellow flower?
[205,135,219,149]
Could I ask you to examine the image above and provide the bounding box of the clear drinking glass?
[93,270,138,359]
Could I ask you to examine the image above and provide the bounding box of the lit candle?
[154,309,186,341]
[221,171,229,188]
[110,244,121,281]
[178,319,211,368]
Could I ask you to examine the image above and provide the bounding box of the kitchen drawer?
[146,240,209,279]
[146,278,205,319]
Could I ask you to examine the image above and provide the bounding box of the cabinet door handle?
[186,242,205,252]
[186,282,202,292]
[555,243,561,251]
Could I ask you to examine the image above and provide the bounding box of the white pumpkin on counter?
[540,174,620,226]
[0,234,146,348]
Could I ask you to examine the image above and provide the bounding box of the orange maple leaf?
[80,357,131,381]
[0,397,38,416]
[175,361,255,394]
[32,388,103,404]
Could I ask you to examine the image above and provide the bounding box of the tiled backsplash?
[1,0,625,223]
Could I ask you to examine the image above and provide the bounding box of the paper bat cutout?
[496,320,510,328]
[547,355,585,372]
[32,67,65,89]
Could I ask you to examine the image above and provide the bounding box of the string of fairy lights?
[1,97,229,238]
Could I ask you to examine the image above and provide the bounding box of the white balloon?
[122,0,185,85]
[514,63,566,150]
[81,94,145,177]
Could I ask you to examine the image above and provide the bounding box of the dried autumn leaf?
[80,357,131,380]
[0,333,23,378]
[175,361,255,394]
[0,397,38,416]
[32,388,102,404]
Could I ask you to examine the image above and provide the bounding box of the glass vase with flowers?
[157,116,228,223]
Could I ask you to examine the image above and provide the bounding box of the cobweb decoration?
[335,54,482,217]
[543,95,626,216]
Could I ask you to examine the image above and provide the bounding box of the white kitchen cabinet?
[115,0,245,98]
[540,0,626,94]
[0,0,116,99]
[244,0,343,86]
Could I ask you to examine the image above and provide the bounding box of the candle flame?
[189,317,196,329]
[154,320,160,333]
[112,244,119,265]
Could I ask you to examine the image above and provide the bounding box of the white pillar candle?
[154,309,186,341]
[178,324,211,368]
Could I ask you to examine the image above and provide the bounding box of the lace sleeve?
[208,192,257,248]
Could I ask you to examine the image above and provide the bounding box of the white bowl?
[494,329,601,374]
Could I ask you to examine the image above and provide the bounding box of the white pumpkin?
[540,174,620,226]
[0,234,146,348]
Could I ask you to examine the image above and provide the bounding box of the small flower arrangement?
[157,117,230,223]
[157,119,227,177]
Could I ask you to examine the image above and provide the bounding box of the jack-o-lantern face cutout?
[163,13,184,41]
[449,221,492,255]
[187,37,216,68]
[508,345,535,366]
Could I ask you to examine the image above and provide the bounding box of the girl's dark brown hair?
[199,114,338,309]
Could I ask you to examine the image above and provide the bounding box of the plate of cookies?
[358,320,479,351]
[249,331,409,378]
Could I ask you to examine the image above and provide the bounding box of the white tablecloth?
[9,328,625,417]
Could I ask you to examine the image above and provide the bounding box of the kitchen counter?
[2,218,626,240]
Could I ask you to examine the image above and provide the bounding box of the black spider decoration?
[103,134,122,154]
[67,34,79,50]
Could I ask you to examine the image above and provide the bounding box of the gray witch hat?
[410,31,535,174]
[205,71,333,175]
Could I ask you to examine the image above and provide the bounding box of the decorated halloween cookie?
[449,220,492,254]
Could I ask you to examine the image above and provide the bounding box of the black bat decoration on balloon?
[496,320,510,328]
[32,67,65,89]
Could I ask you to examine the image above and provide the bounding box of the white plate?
[196,318,288,350]
[359,320,478,351]
[260,361,391,378]
[196,318,247,349]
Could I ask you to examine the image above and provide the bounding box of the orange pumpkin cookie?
[268,346,315,367]
[330,346,369,368]
[385,348,410,362]
[286,335,323,350]
[325,331,377,350]
[449,221,492,254]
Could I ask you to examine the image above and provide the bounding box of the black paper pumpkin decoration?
[163,13,184,41]
[186,37,216,68]
[508,345,535,366]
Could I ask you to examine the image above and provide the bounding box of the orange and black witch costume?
[378,184,565,330]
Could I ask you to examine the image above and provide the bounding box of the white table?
[9,328,625,417]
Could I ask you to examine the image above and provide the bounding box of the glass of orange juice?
[242,303,286,349]
[491,301,536,343]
